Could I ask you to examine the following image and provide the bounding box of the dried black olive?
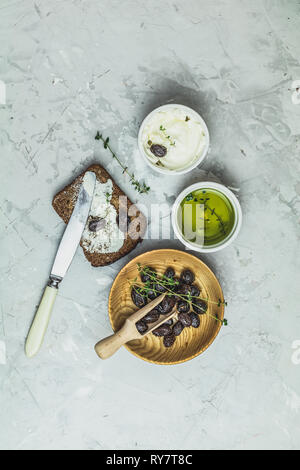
[165,277,180,297]
[154,283,167,294]
[147,287,158,300]
[165,295,176,310]
[173,321,185,336]
[153,324,172,337]
[163,333,176,348]
[136,320,148,334]
[116,214,131,233]
[193,299,208,315]
[177,283,191,296]
[163,319,174,326]
[131,288,146,308]
[178,312,192,327]
[150,144,167,158]
[180,269,195,285]
[170,277,181,294]
[190,284,200,297]
[177,300,190,314]
[157,296,176,314]
[143,310,160,324]
[88,218,106,232]
[156,301,168,315]
[141,273,150,283]
[164,267,175,279]
[140,267,156,283]
[189,312,200,328]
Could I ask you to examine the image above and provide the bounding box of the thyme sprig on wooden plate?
[95,132,150,194]
[129,264,228,326]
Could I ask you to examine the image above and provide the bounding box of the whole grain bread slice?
[52,164,146,267]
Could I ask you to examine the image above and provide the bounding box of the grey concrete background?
[0,0,300,450]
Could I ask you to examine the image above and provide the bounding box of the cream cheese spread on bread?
[81,179,125,254]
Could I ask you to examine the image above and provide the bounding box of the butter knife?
[25,171,96,358]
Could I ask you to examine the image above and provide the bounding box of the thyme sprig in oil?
[182,189,235,246]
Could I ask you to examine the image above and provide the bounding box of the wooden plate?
[108,249,224,365]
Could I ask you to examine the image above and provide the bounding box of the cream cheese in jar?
[141,107,208,172]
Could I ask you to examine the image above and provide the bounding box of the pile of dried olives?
[131,266,208,348]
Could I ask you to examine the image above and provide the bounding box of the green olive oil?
[178,188,235,247]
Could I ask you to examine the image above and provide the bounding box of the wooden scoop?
[95,294,177,360]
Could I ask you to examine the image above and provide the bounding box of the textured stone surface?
[0,0,300,450]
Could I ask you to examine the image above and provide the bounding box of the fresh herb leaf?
[159,125,176,146]
[95,132,150,194]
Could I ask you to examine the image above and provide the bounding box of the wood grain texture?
[95,295,167,359]
[109,249,225,365]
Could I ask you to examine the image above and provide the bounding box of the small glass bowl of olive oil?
[172,182,242,253]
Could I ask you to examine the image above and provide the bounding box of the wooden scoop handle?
[94,323,131,360]
[94,295,166,360]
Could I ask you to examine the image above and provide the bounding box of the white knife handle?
[25,286,58,358]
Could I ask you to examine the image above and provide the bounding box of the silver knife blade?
[51,171,96,279]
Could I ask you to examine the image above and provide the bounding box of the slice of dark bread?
[52,164,146,267]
